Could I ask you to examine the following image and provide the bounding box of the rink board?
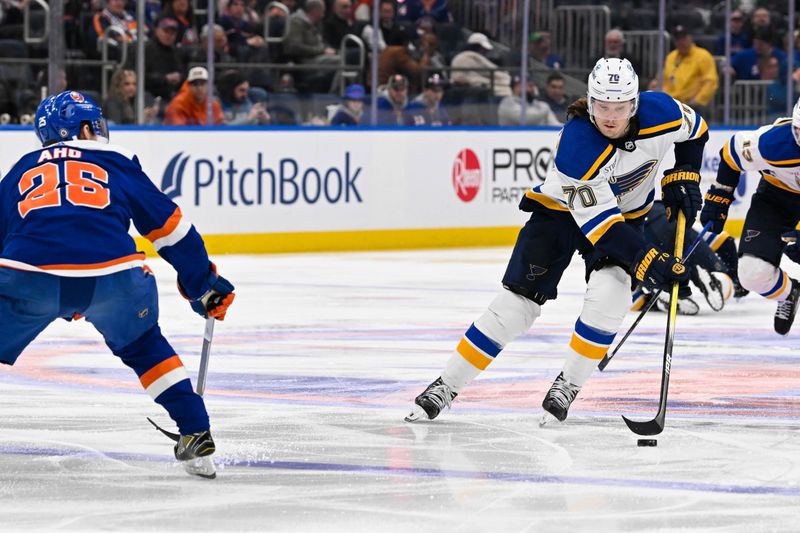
[0,126,752,253]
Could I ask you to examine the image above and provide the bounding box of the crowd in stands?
[0,1,798,126]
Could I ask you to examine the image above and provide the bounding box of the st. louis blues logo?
[745,229,761,242]
[609,159,657,198]
[526,264,548,281]
[161,152,190,199]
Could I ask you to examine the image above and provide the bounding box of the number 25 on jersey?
[18,161,110,218]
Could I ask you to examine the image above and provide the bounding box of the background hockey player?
[0,91,235,478]
[406,58,707,425]
[701,97,800,335]
[633,200,745,316]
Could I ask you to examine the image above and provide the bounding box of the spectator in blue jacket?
[406,74,451,126]
[397,0,451,25]
[376,73,409,125]
[714,9,751,56]
[330,84,367,126]
[731,28,786,81]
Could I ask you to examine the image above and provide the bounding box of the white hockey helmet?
[792,95,800,145]
[587,58,639,121]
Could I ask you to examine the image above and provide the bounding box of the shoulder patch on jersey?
[758,122,800,167]
[636,92,683,139]
[555,118,616,181]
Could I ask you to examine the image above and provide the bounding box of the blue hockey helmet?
[34,90,109,147]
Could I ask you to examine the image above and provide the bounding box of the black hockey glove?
[700,184,735,234]
[782,230,800,265]
[661,167,702,223]
[631,245,690,292]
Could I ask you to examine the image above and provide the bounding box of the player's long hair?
[566,97,589,121]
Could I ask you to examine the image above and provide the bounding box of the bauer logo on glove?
[672,263,686,275]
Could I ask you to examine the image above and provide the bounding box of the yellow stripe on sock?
[456,338,493,370]
[569,333,608,360]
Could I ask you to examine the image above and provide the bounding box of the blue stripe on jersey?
[637,92,682,131]
[581,206,623,235]
[464,323,502,357]
[574,318,616,345]
[554,118,616,181]
[758,122,800,167]
[726,135,744,170]
[690,114,701,138]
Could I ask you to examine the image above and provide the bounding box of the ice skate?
[540,372,581,425]
[774,279,800,335]
[175,430,217,479]
[655,292,699,316]
[404,377,457,422]
[692,267,725,312]
[732,277,750,299]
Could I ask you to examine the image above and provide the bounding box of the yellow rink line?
[134,220,746,256]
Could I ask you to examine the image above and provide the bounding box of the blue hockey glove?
[631,244,690,292]
[661,167,702,223]
[700,184,735,234]
[179,264,236,320]
[782,230,800,265]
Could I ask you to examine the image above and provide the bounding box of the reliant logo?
[160,151,363,206]
[452,149,481,202]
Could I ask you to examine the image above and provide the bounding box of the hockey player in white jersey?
[405,58,708,424]
[701,97,800,335]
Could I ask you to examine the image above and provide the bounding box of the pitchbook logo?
[160,151,363,206]
[452,149,481,202]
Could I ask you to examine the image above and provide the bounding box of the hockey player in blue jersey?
[0,91,235,478]
[702,97,800,335]
[405,58,708,424]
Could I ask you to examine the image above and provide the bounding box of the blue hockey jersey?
[0,140,212,299]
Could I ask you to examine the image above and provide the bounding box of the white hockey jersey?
[523,91,708,248]
[720,118,800,192]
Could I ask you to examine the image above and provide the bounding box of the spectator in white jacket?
[450,32,511,97]
[497,74,562,126]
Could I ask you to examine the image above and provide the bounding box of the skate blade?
[539,411,560,427]
[404,404,427,423]
[182,456,217,479]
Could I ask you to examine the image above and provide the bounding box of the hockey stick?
[196,317,214,396]
[148,317,216,441]
[597,220,712,372]
[622,210,687,436]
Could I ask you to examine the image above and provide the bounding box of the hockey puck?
[637,439,657,447]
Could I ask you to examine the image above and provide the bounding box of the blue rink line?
[1,445,799,497]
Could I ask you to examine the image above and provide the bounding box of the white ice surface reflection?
[1,249,799,532]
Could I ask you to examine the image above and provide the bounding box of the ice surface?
[1,249,799,532]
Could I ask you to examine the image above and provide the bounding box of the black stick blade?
[597,354,611,371]
[622,414,665,436]
[147,417,180,442]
